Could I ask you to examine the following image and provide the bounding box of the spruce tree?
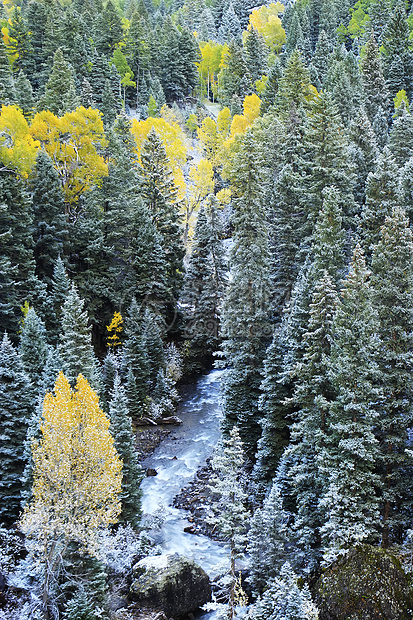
[19,307,48,395]
[109,374,143,527]
[60,284,100,390]
[248,562,319,620]
[40,47,79,115]
[389,102,413,168]
[181,199,227,373]
[370,207,413,546]
[361,32,390,145]
[31,150,67,285]
[244,27,267,86]
[261,58,282,112]
[0,38,15,106]
[348,108,378,206]
[303,92,355,233]
[121,298,150,416]
[359,147,399,257]
[382,1,413,100]
[283,273,339,571]
[319,245,382,563]
[15,70,35,119]
[247,482,289,594]
[139,128,184,314]
[221,131,272,459]
[0,333,34,525]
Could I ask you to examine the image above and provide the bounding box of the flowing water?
[140,369,230,618]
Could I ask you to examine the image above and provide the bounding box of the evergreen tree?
[0,38,15,106]
[60,284,100,390]
[359,147,399,257]
[139,128,184,313]
[244,27,267,86]
[303,92,355,233]
[218,2,242,42]
[19,307,48,395]
[221,131,272,459]
[389,102,413,167]
[40,47,79,115]
[121,299,150,417]
[26,1,48,89]
[30,150,67,285]
[276,50,312,113]
[261,58,282,112]
[311,30,331,86]
[311,186,346,282]
[248,562,319,620]
[208,427,250,620]
[247,482,289,594]
[361,32,390,145]
[109,374,143,527]
[348,108,378,206]
[7,6,35,77]
[96,0,123,54]
[283,273,339,572]
[219,40,249,107]
[0,169,39,337]
[319,245,382,563]
[0,333,34,525]
[382,1,413,100]
[323,46,363,127]
[14,70,35,119]
[370,207,413,546]
[141,307,165,387]
[181,199,227,373]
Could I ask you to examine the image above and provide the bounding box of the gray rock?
[314,544,413,620]
[130,553,211,618]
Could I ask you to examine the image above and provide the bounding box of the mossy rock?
[130,553,211,619]
[314,544,413,620]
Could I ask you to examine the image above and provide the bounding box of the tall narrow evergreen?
[109,374,143,527]
[359,147,399,257]
[40,47,79,115]
[181,199,227,373]
[370,207,413,546]
[0,333,34,525]
[19,307,48,395]
[31,150,67,285]
[60,284,100,390]
[361,32,390,146]
[319,245,382,562]
[221,131,272,458]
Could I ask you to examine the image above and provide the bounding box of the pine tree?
[348,108,378,206]
[0,333,34,525]
[361,32,390,145]
[208,427,250,620]
[389,102,413,167]
[7,6,35,77]
[221,131,272,459]
[40,47,79,115]
[141,307,165,387]
[303,92,355,233]
[244,28,267,86]
[311,30,332,85]
[261,58,282,112]
[60,284,100,390]
[181,199,227,373]
[15,70,35,119]
[276,50,312,113]
[0,169,39,337]
[109,374,143,527]
[219,40,249,107]
[96,0,123,54]
[31,150,67,285]
[323,46,363,127]
[247,483,289,594]
[218,2,242,42]
[19,307,48,395]
[370,207,413,546]
[311,186,346,282]
[121,299,150,417]
[382,1,413,100]
[139,128,184,314]
[359,147,399,257]
[0,38,15,105]
[319,245,381,563]
[248,562,319,620]
[283,273,339,572]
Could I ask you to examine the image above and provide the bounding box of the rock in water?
[130,553,211,618]
[314,544,413,620]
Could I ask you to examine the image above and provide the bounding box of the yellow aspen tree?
[20,372,122,619]
[106,311,123,348]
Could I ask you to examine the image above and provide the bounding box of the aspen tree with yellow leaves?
[20,372,122,619]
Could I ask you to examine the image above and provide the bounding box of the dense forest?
[2,0,413,617]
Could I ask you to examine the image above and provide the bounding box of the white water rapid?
[140,369,230,619]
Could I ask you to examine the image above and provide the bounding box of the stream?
[140,369,230,619]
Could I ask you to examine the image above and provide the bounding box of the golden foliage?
[107,311,123,348]
[131,115,187,199]
[248,2,286,53]
[20,372,122,551]
[0,105,39,176]
[30,106,108,207]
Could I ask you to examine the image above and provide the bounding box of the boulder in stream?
[130,553,211,618]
